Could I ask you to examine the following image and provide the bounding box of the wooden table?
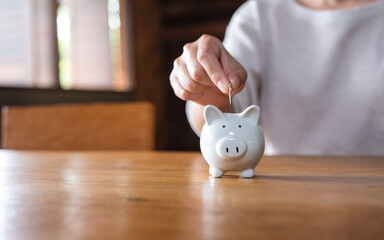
[1,150,383,240]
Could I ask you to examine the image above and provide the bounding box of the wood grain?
[0,151,383,240]
[1,102,155,150]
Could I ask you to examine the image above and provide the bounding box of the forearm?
[186,101,233,136]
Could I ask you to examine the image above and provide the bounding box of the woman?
[170,0,384,155]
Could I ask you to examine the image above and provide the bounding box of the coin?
[229,81,232,106]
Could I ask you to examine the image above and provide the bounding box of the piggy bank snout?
[216,136,247,160]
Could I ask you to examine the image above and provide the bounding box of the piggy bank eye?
[222,125,226,128]
[239,125,242,128]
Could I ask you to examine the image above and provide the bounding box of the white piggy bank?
[200,105,265,178]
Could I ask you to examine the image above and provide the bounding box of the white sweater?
[223,0,384,155]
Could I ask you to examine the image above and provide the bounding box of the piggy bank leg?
[209,166,224,178]
[239,168,254,178]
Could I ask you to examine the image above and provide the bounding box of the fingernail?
[229,77,239,90]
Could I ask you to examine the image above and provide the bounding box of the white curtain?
[0,0,57,88]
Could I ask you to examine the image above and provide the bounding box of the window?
[0,0,58,88]
[0,0,130,91]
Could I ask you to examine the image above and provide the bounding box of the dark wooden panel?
[125,0,167,150]
[0,87,134,105]
[162,0,245,26]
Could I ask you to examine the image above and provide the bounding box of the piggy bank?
[200,105,264,178]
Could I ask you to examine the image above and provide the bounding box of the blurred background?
[0,0,245,151]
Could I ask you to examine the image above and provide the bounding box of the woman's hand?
[170,34,247,108]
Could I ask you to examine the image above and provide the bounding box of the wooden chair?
[1,101,155,150]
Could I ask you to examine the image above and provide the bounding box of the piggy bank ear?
[204,105,224,126]
[239,105,260,124]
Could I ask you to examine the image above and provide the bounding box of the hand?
[170,34,247,108]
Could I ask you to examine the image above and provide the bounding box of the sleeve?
[223,0,264,112]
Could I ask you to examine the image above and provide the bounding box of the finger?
[197,42,229,94]
[223,55,246,93]
[178,63,210,93]
[172,57,210,93]
[170,73,203,101]
[227,68,247,94]
[220,49,231,77]
[182,44,212,87]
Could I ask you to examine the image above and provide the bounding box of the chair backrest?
[1,101,155,150]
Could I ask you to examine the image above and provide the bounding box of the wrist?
[216,102,233,113]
